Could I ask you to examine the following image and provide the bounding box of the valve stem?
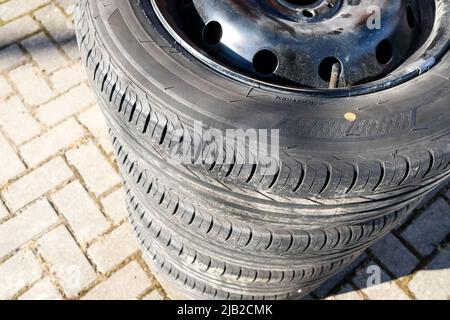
[329,62,342,88]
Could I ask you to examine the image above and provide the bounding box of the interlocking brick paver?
[18,277,62,300]
[61,39,80,60]
[0,201,8,219]
[20,118,85,167]
[2,157,72,211]
[37,83,95,125]
[0,97,41,144]
[37,226,96,297]
[78,106,113,154]
[363,280,410,300]
[50,64,87,92]
[314,253,367,298]
[52,181,109,244]
[82,261,151,300]
[34,5,75,44]
[143,290,165,300]
[101,188,128,223]
[0,0,49,22]
[370,233,419,278]
[409,247,450,300]
[66,142,121,196]
[0,44,26,72]
[0,250,42,299]
[0,15,40,48]
[0,76,12,98]
[330,285,364,300]
[0,132,25,185]
[0,250,42,300]
[401,198,450,256]
[55,0,75,15]
[9,64,54,106]
[0,199,59,259]
[22,32,67,73]
[352,262,410,300]
[0,96,41,145]
[87,223,139,273]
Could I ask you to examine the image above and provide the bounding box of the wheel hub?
[151,0,437,89]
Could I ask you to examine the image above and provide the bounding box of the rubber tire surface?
[74,0,450,299]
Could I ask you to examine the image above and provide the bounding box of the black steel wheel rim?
[147,0,450,96]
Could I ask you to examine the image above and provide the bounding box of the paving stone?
[352,261,410,300]
[3,157,72,211]
[142,290,165,300]
[18,277,62,300]
[66,142,121,196]
[0,250,43,299]
[37,83,95,125]
[78,105,113,154]
[370,233,419,278]
[0,132,25,185]
[50,64,87,92]
[0,44,27,72]
[22,32,67,73]
[0,15,40,48]
[314,253,367,298]
[34,5,75,44]
[61,39,80,60]
[445,189,450,202]
[83,261,151,300]
[0,0,49,21]
[101,188,128,223]
[330,284,364,300]
[0,96,41,145]
[0,200,8,219]
[401,198,450,256]
[52,181,109,244]
[37,226,97,297]
[363,280,411,300]
[20,118,85,167]
[0,199,59,259]
[0,75,12,98]
[55,0,75,15]
[9,64,54,106]
[409,247,450,300]
[88,223,139,273]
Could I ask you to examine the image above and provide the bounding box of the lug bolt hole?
[407,6,416,29]
[253,50,279,76]
[376,39,393,64]
[203,21,222,46]
[302,9,315,18]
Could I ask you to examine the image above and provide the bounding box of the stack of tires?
[75,0,450,299]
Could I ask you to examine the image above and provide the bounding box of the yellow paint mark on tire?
[344,112,357,122]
